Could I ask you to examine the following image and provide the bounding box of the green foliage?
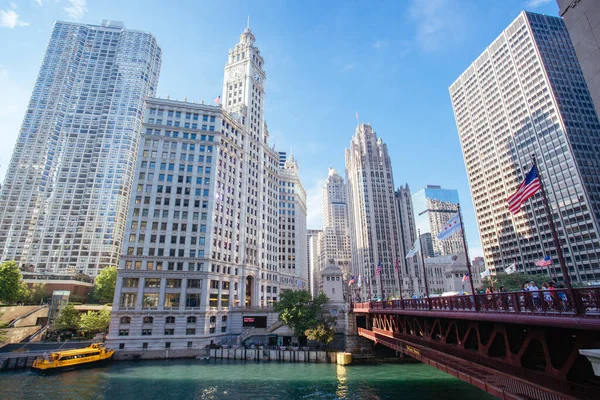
[273,290,329,337]
[90,266,117,303]
[305,323,335,346]
[483,273,553,292]
[0,311,7,342]
[29,283,50,305]
[53,303,80,332]
[16,281,31,304]
[0,261,22,304]
[78,308,111,335]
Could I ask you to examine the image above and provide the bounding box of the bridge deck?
[353,287,600,328]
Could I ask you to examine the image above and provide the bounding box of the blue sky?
[0,0,561,258]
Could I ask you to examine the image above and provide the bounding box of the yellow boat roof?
[53,346,102,356]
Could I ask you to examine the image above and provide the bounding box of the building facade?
[558,0,600,118]
[449,12,600,282]
[412,185,462,257]
[345,124,403,300]
[0,20,162,275]
[318,168,352,278]
[107,26,284,351]
[307,229,321,297]
[395,184,420,297]
[278,154,308,291]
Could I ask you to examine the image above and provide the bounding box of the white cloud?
[525,0,552,8]
[64,0,87,20]
[0,7,29,28]
[409,0,465,52]
[306,178,325,229]
[35,0,43,6]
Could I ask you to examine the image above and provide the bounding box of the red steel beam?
[358,328,577,400]
[353,307,600,331]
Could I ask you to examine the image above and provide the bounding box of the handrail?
[353,287,600,317]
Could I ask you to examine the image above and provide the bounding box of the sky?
[0,0,561,259]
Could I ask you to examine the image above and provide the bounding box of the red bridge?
[352,287,600,399]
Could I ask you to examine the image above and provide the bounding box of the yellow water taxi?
[31,343,114,373]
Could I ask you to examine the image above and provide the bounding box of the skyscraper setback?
[346,124,403,300]
[450,12,600,281]
[0,20,162,275]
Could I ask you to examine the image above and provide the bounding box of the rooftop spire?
[247,15,250,29]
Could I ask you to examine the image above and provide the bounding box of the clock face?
[253,73,262,83]
[230,67,243,81]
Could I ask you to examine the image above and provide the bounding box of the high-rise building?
[346,124,403,300]
[278,154,308,291]
[449,11,600,281]
[307,229,321,297]
[395,184,420,297]
[412,185,462,257]
[558,0,600,117]
[318,168,351,276]
[108,25,283,350]
[0,20,162,275]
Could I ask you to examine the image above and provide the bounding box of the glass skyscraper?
[0,20,161,275]
[412,185,462,258]
[449,12,600,282]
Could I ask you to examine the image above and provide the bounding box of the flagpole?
[378,263,384,301]
[395,258,404,301]
[367,269,372,302]
[457,204,478,310]
[418,229,431,310]
[531,154,579,315]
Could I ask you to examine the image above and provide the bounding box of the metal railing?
[354,287,600,317]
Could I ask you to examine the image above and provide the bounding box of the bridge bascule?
[352,287,600,399]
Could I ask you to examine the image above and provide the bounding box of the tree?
[16,281,32,304]
[78,308,110,336]
[53,303,80,332]
[484,273,553,292]
[273,290,329,337]
[0,311,8,343]
[305,323,335,348]
[0,261,22,304]
[90,266,117,303]
[29,283,50,305]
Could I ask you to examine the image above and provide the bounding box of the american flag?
[507,164,541,214]
[348,276,356,286]
[535,256,552,267]
[462,272,470,282]
[214,95,221,105]
[375,261,382,276]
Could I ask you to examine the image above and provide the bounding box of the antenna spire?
[247,15,250,29]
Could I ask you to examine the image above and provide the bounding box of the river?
[0,359,494,399]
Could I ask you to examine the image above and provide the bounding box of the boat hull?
[31,354,114,374]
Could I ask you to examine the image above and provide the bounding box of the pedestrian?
[529,281,540,309]
[499,286,506,292]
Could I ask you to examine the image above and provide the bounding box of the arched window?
[166,316,175,324]
[209,316,216,323]
[120,316,131,324]
[221,316,227,322]
[187,316,197,324]
[143,316,154,324]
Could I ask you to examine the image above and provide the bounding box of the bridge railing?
[355,287,600,317]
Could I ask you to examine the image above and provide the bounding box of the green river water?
[0,359,494,399]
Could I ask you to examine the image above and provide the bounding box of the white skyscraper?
[0,20,161,275]
[278,154,308,291]
[307,229,321,297]
[318,168,351,285]
[108,25,283,351]
[449,12,600,281]
[346,124,404,300]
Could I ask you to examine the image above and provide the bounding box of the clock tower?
[222,23,266,142]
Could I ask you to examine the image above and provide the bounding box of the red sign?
[243,317,255,323]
